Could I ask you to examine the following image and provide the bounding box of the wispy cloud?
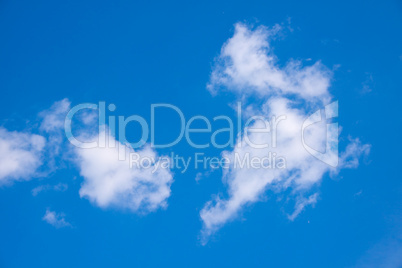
[353,232,402,268]
[39,98,71,133]
[287,193,318,221]
[32,183,68,196]
[42,209,72,228]
[361,72,374,94]
[38,98,71,171]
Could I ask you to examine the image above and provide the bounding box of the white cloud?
[0,99,71,185]
[0,128,45,185]
[42,209,71,228]
[1,97,173,216]
[73,129,173,213]
[201,22,370,242]
[208,23,331,102]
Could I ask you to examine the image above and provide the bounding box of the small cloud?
[38,99,72,170]
[39,98,71,133]
[321,39,340,45]
[32,185,50,196]
[287,193,319,221]
[354,232,402,268]
[333,64,341,71]
[195,170,212,183]
[32,183,68,196]
[195,172,203,182]
[0,128,45,185]
[338,138,371,169]
[354,190,363,197]
[42,209,72,228]
[361,72,374,94]
[54,183,68,191]
[286,16,293,32]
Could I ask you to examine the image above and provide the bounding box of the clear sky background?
[0,0,401,267]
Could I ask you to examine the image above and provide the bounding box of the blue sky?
[0,0,401,267]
